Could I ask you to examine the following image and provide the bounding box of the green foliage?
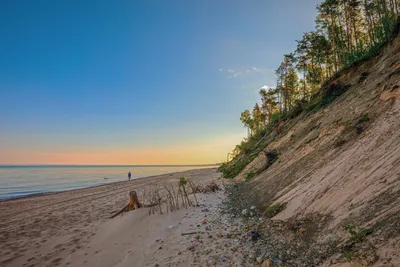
[245,171,257,181]
[341,222,380,261]
[344,223,375,243]
[222,2,399,181]
[264,203,286,218]
[270,111,286,126]
[218,153,258,179]
[343,251,353,261]
[360,113,370,123]
[179,177,187,186]
[341,220,386,260]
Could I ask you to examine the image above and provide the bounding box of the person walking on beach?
[128,171,131,180]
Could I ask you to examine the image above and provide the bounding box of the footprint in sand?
[51,258,62,264]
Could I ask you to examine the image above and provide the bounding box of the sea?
[0,165,216,201]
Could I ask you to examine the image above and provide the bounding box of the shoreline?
[0,168,222,267]
[0,167,218,203]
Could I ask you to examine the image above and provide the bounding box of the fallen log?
[110,204,129,219]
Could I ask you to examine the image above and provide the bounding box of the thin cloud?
[219,66,270,79]
[260,85,275,91]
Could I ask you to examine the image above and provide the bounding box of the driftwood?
[129,191,141,209]
[110,180,220,218]
[110,191,141,219]
[110,204,130,218]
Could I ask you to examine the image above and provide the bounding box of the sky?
[0,0,322,165]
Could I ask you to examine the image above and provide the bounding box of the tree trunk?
[303,71,307,99]
[129,191,140,209]
[329,12,338,72]
[344,2,353,52]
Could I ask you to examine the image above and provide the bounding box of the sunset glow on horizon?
[0,132,246,165]
[0,1,320,165]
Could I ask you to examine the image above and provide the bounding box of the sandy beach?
[0,168,233,267]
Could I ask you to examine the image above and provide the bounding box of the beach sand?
[0,168,237,267]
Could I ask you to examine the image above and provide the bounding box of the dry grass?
[135,178,220,215]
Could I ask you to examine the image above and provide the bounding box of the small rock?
[242,209,248,216]
[187,245,196,251]
[207,259,216,266]
[256,256,263,263]
[246,231,261,241]
[250,206,256,210]
[202,219,207,224]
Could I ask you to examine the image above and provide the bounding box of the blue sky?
[0,0,322,164]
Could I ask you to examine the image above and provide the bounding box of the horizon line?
[0,163,222,167]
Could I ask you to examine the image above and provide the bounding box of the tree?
[252,103,264,133]
[240,110,253,137]
[260,87,279,123]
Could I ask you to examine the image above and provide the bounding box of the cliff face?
[232,26,400,266]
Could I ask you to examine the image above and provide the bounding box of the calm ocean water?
[0,165,215,200]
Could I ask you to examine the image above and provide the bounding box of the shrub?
[264,203,286,218]
[245,171,257,181]
[179,177,187,186]
[265,149,278,165]
[356,113,371,134]
[321,82,351,107]
[359,113,370,123]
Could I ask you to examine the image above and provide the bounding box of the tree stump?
[129,191,140,209]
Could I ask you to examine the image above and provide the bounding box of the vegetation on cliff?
[220,0,399,178]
